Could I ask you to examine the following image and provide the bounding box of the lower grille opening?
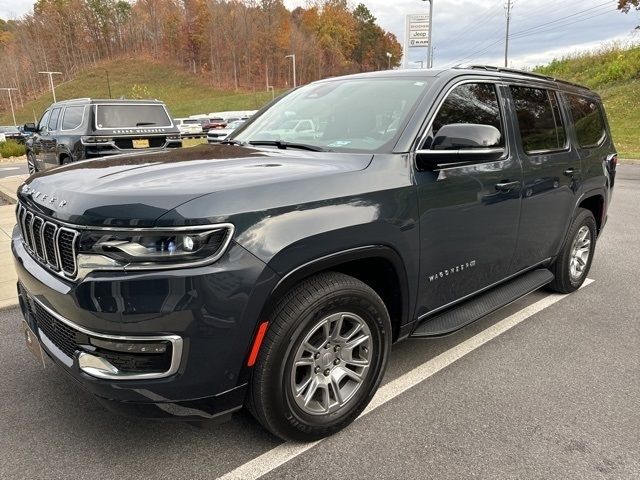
[18,283,178,378]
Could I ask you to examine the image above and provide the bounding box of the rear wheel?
[27,151,37,174]
[248,271,391,441]
[548,208,597,293]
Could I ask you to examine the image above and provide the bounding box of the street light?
[285,54,297,88]
[421,0,434,68]
[0,87,18,127]
[38,71,62,103]
[386,52,393,70]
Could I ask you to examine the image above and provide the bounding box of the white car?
[173,118,203,136]
[207,119,247,144]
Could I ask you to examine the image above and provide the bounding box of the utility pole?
[0,87,18,126]
[285,54,297,88]
[504,0,513,68]
[38,71,63,103]
[426,0,434,68]
[106,70,112,99]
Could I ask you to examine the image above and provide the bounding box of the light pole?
[285,54,297,88]
[0,87,18,126]
[386,52,393,69]
[38,71,62,103]
[421,0,434,68]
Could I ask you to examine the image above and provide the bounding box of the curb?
[0,298,19,311]
[619,158,640,165]
[0,185,17,204]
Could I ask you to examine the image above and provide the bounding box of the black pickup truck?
[12,66,616,441]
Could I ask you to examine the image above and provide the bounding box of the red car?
[201,118,227,132]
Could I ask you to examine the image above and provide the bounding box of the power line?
[441,2,620,68]
[510,1,613,37]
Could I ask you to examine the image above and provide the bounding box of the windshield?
[233,78,430,152]
[95,104,172,129]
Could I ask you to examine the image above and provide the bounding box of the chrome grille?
[16,203,78,278]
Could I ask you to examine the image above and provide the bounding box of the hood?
[18,144,373,227]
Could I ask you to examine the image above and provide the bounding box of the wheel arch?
[264,245,412,343]
[577,193,605,234]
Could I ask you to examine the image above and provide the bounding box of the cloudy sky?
[2,0,639,68]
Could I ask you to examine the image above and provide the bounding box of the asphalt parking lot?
[1,164,638,480]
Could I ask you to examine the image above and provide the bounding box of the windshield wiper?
[220,139,245,146]
[248,140,327,152]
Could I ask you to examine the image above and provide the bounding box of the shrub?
[0,139,26,158]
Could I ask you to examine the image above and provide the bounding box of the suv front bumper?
[12,230,278,419]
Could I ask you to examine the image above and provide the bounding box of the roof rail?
[55,97,91,104]
[454,64,589,90]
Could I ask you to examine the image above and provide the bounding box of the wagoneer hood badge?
[21,184,67,208]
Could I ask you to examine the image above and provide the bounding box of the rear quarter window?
[61,106,85,130]
[567,95,606,148]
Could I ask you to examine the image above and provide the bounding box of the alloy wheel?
[569,225,592,282]
[290,312,372,416]
[27,153,36,174]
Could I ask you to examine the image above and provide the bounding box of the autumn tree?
[0,0,403,116]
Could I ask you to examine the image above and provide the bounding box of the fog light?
[90,338,168,354]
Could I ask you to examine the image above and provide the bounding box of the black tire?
[27,151,37,174]
[247,271,392,441]
[548,208,597,293]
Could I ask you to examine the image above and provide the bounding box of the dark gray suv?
[24,98,182,173]
[13,66,617,441]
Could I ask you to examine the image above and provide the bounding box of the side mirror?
[23,123,37,133]
[417,123,505,170]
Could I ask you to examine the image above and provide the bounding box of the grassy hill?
[0,57,282,125]
[3,47,639,158]
[536,44,640,159]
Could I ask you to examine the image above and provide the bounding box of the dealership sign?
[406,13,430,48]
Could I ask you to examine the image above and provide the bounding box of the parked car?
[258,118,316,141]
[14,67,616,442]
[0,125,25,143]
[173,117,203,136]
[23,98,181,174]
[206,119,246,143]
[201,117,227,132]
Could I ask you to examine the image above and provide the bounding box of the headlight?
[76,224,234,271]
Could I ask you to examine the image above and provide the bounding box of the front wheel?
[548,208,597,293]
[27,151,37,174]
[247,272,392,441]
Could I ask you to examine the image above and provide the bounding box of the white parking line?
[218,279,594,480]
[0,167,20,171]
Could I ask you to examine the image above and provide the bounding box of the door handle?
[495,181,520,192]
[564,168,579,176]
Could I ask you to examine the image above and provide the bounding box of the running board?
[410,268,554,337]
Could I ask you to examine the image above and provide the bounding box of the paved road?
[0,165,638,479]
[0,162,28,178]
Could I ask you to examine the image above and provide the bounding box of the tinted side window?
[511,86,566,154]
[567,95,606,148]
[430,83,504,148]
[62,106,85,130]
[38,110,51,132]
[48,108,62,131]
